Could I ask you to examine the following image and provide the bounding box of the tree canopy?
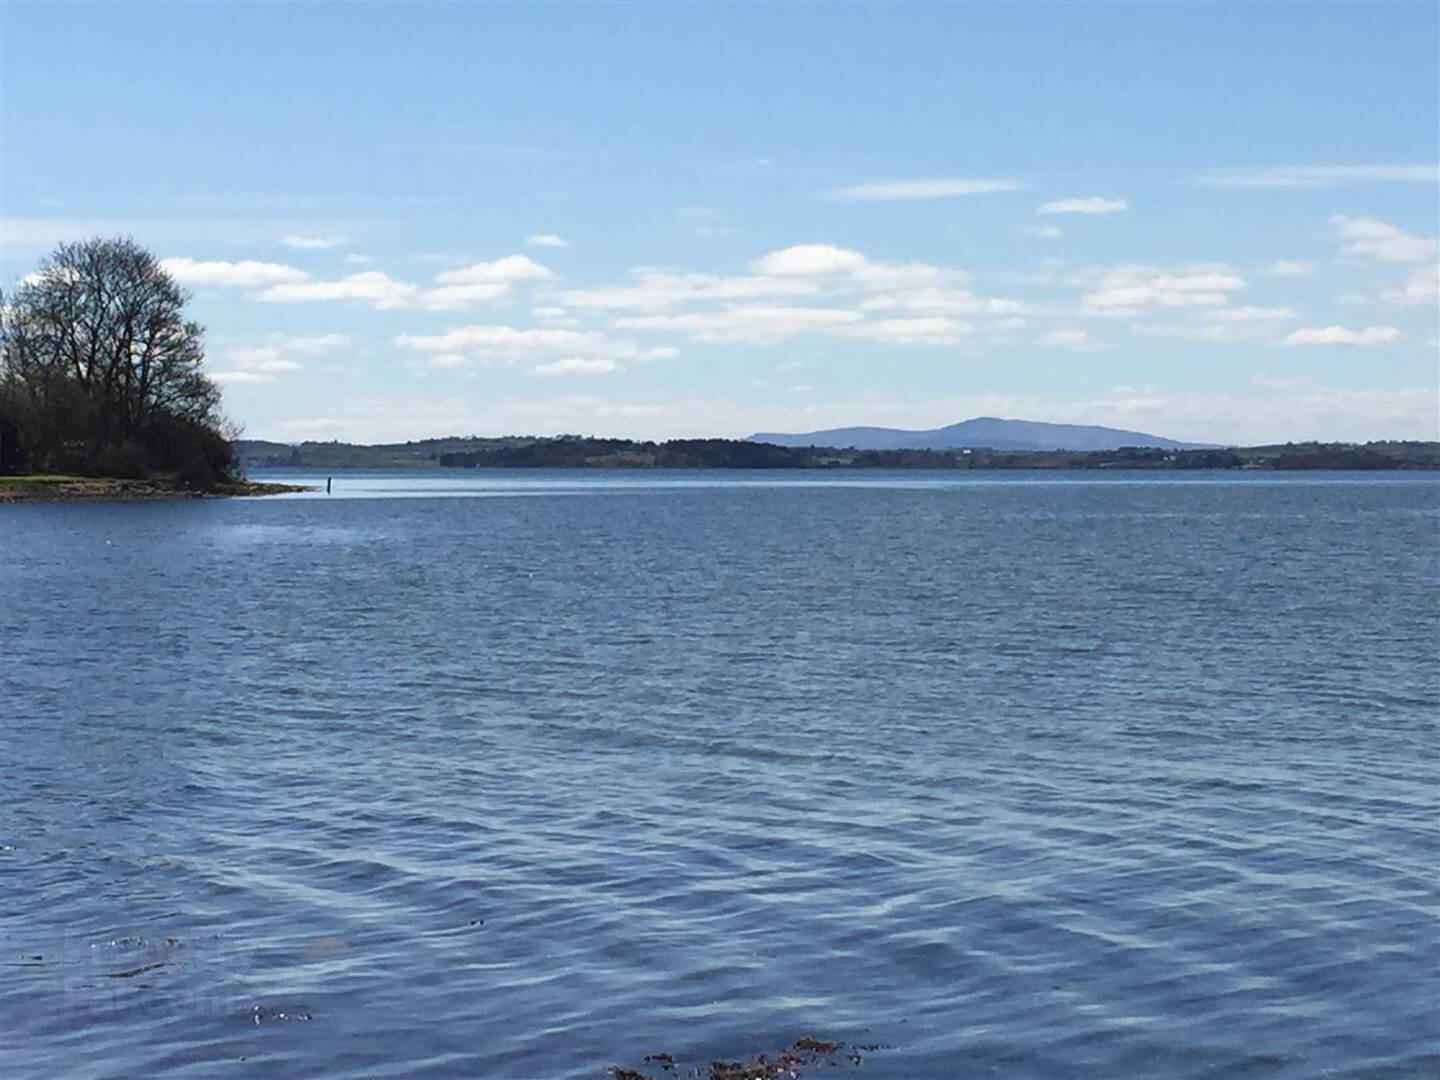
[0,236,235,485]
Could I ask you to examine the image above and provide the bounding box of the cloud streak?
[281,235,344,250]
[1282,325,1399,346]
[832,178,1022,201]
[1037,197,1127,215]
[1200,164,1440,188]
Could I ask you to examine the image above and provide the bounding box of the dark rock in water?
[613,1035,883,1079]
[791,1037,838,1054]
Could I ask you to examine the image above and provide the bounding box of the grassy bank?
[0,475,310,503]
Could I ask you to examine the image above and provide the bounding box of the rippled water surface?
[2,469,1437,1079]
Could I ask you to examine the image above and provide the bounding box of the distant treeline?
[432,437,1440,471]
[441,438,817,468]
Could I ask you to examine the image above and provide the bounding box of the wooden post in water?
[326,477,332,494]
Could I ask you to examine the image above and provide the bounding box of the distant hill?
[748,416,1214,451]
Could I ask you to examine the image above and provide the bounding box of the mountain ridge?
[747,416,1216,451]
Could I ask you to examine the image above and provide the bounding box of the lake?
[2,469,1436,1079]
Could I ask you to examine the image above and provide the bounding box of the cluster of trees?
[0,237,236,486]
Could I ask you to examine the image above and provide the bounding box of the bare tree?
[1,237,232,482]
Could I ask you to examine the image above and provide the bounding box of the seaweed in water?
[104,962,166,979]
[610,1035,886,1080]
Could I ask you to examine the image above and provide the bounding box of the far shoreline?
[237,436,1440,473]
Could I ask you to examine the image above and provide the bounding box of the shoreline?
[0,476,312,503]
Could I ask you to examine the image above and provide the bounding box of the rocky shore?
[0,476,310,503]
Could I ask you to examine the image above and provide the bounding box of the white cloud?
[274,333,350,353]
[555,246,967,320]
[616,306,863,345]
[860,288,1026,316]
[841,317,973,345]
[230,353,303,373]
[1037,329,1091,348]
[849,261,957,290]
[395,324,641,373]
[1130,323,1243,342]
[419,283,513,309]
[1266,260,1316,277]
[212,332,350,380]
[558,269,818,311]
[281,234,344,250]
[415,256,552,307]
[1331,216,1438,262]
[524,234,570,248]
[1001,260,1066,286]
[435,254,552,284]
[397,325,625,356]
[1204,306,1298,322]
[530,358,618,376]
[257,270,418,308]
[612,299,976,346]
[1130,307,1297,342]
[1,217,135,250]
[1037,197,1128,215]
[162,257,309,286]
[1383,263,1440,306]
[251,257,550,309]
[751,244,869,276]
[1201,165,1440,188]
[343,253,378,265]
[832,178,1022,201]
[1282,325,1400,346]
[1078,264,1247,314]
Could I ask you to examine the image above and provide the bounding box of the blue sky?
[3,0,1436,444]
